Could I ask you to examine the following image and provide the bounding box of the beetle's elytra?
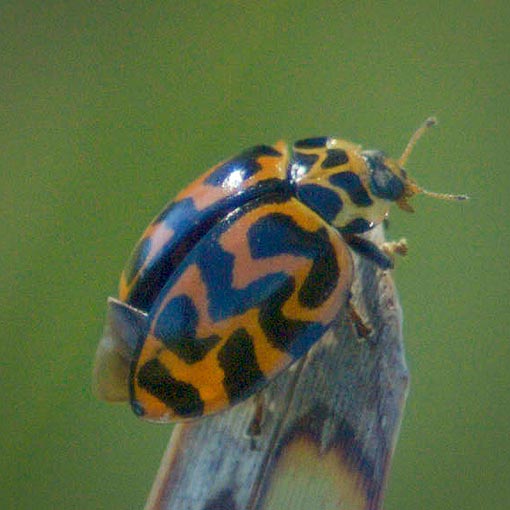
[93,118,467,423]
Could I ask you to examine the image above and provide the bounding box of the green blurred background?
[2,1,508,509]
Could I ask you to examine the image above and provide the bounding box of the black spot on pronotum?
[294,137,329,149]
[289,151,320,181]
[329,171,373,207]
[136,358,204,418]
[321,149,349,169]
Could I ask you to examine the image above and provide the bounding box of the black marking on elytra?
[205,145,282,187]
[344,234,393,270]
[218,328,265,404]
[258,277,311,353]
[299,231,340,309]
[248,212,339,308]
[136,358,204,418]
[296,183,343,224]
[329,171,373,207]
[294,137,329,149]
[321,148,349,169]
[154,294,221,363]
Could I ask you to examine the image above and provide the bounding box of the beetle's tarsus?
[381,238,408,266]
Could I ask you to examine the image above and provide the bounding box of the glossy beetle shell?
[94,130,436,422]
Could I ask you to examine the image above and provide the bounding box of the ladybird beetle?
[93,118,466,422]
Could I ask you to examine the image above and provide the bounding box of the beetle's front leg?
[381,238,408,261]
[343,234,407,270]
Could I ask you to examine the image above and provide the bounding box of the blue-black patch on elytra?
[329,172,373,207]
[171,196,293,323]
[136,358,204,417]
[321,149,349,169]
[204,145,282,187]
[126,184,291,312]
[218,328,265,403]
[294,137,329,149]
[193,237,289,323]
[247,212,339,308]
[131,399,145,417]
[296,183,343,224]
[125,197,201,310]
[126,200,214,311]
[153,294,220,363]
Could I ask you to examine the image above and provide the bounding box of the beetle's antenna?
[398,116,437,167]
[397,117,469,205]
[418,188,469,201]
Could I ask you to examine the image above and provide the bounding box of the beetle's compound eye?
[363,150,406,202]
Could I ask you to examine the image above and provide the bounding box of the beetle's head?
[362,117,468,213]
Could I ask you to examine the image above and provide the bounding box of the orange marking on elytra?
[219,199,318,290]
[157,343,229,415]
[118,273,130,301]
[145,222,175,261]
